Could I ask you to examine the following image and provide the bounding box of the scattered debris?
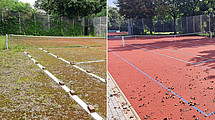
[59,81,65,85]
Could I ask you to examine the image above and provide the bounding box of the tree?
[162,0,183,34]
[0,0,31,12]
[108,6,125,30]
[35,0,106,19]
[116,0,166,34]
[199,0,215,15]
[179,0,201,17]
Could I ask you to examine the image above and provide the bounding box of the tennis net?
[7,34,106,49]
[121,32,213,47]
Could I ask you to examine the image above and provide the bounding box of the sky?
[108,0,117,7]
[19,0,36,6]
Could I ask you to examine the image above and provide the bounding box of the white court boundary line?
[76,59,105,64]
[39,48,106,83]
[24,51,103,120]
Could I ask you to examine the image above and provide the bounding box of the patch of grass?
[0,36,6,50]
[0,36,26,51]
[1,53,10,68]
[67,45,82,48]
[12,44,26,52]
[89,45,102,47]
[120,33,129,36]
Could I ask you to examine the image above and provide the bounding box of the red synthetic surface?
[108,36,215,119]
[108,32,128,36]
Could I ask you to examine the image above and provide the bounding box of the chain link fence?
[0,11,106,37]
[109,14,215,35]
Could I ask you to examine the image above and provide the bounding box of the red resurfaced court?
[108,36,215,119]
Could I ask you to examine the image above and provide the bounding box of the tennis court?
[1,35,106,119]
[108,33,215,119]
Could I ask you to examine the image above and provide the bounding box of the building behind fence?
[109,14,215,35]
[0,11,106,37]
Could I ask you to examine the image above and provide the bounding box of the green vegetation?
[108,7,126,31]
[0,0,106,36]
[111,0,215,35]
[0,36,6,50]
[0,35,26,51]
[67,45,82,48]
[35,0,106,18]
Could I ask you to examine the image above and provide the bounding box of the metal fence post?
[19,12,21,33]
[34,13,36,26]
[180,18,182,33]
[72,18,74,26]
[186,17,188,33]
[209,15,211,32]
[2,11,4,32]
[99,17,102,36]
[48,14,50,30]
[193,16,195,33]
[61,16,63,34]
[131,18,133,35]
[82,17,85,35]
[200,15,202,32]
[142,18,144,34]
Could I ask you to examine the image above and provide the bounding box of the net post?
[122,36,125,47]
[209,31,212,39]
[6,34,8,50]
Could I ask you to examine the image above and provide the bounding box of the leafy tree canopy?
[0,0,32,12]
[35,0,106,18]
[108,6,125,29]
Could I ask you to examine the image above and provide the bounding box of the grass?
[0,35,27,51]
[0,51,93,119]
[0,36,6,50]
[66,45,82,48]
[89,45,102,47]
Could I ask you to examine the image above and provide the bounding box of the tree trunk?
[77,10,80,21]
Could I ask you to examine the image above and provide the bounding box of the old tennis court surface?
[1,35,106,119]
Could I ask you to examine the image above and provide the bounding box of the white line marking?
[24,51,103,120]
[192,59,215,65]
[39,48,106,83]
[76,59,105,64]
